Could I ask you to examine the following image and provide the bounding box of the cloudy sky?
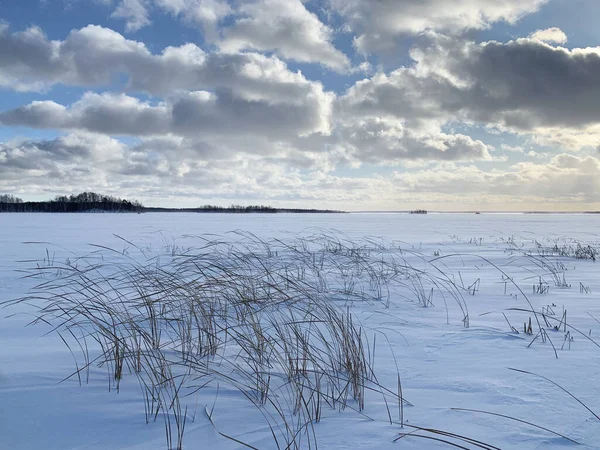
[1,0,600,210]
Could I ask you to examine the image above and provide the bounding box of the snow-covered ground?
[1,212,600,450]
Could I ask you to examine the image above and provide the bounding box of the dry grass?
[8,231,468,449]
[6,230,595,448]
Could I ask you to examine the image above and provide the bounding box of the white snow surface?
[1,212,600,450]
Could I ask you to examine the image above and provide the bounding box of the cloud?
[528,27,568,44]
[0,131,370,206]
[105,0,546,55]
[5,10,600,209]
[0,133,123,178]
[153,0,231,39]
[0,88,333,138]
[1,91,493,166]
[305,118,492,165]
[0,94,169,135]
[394,153,600,203]
[447,39,600,129]
[109,0,231,37]
[0,24,333,112]
[111,0,151,32]
[0,25,63,92]
[4,21,600,172]
[7,22,599,151]
[107,0,348,73]
[500,144,525,153]
[338,34,600,149]
[327,0,546,54]
[3,131,599,209]
[219,0,349,71]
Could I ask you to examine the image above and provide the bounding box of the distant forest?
[144,204,342,213]
[0,192,342,213]
[0,192,143,213]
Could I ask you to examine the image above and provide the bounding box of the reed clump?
[10,231,469,449]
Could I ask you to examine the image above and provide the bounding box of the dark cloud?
[453,39,600,128]
[338,35,600,148]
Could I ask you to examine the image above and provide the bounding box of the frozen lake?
[1,213,599,449]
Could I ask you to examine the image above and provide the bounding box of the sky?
[1,0,600,211]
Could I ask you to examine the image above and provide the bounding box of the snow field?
[1,213,600,449]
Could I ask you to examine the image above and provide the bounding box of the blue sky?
[1,0,600,210]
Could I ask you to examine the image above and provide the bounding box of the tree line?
[198,204,277,213]
[0,192,143,213]
[0,192,343,213]
[144,205,342,213]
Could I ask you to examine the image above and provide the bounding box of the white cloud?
[327,0,547,54]
[3,131,600,210]
[220,0,349,71]
[309,117,492,165]
[394,153,600,204]
[109,0,350,70]
[500,144,524,153]
[528,27,568,44]
[111,0,152,32]
[109,0,231,36]
[153,0,231,39]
